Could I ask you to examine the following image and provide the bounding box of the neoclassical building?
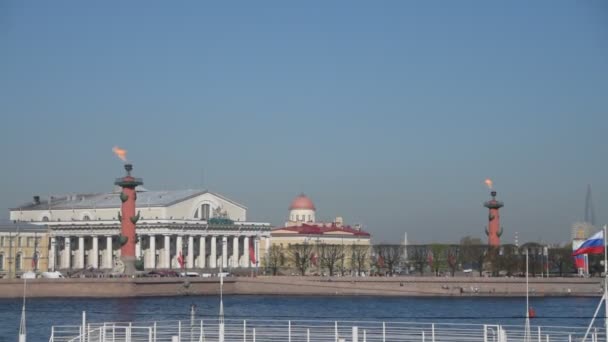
[0,220,49,278]
[272,194,371,247]
[10,188,271,272]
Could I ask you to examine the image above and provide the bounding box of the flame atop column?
[484,178,493,190]
[112,146,128,162]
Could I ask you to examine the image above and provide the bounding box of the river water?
[0,295,602,341]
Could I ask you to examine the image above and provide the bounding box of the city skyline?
[1,1,607,244]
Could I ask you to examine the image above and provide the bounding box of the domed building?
[287,193,316,225]
[274,193,371,246]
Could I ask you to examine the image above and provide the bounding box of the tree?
[459,236,486,276]
[496,244,520,276]
[350,245,369,276]
[288,243,314,276]
[374,245,404,275]
[549,245,574,277]
[319,244,345,276]
[520,243,543,276]
[263,245,285,275]
[429,244,448,276]
[408,245,428,275]
[446,245,460,276]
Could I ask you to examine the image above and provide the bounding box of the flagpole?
[525,249,530,342]
[602,225,608,339]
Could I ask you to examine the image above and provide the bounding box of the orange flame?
[112,146,127,162]
[484,178,493,189]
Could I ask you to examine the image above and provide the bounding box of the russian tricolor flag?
[572,230,605,256]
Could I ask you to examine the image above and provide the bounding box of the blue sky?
[1,1,607,244]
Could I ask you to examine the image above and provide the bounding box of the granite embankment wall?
[0,276,601,298]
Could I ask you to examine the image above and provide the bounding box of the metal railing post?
[307,328,310,342]
[128,322,132,341]
[422,330,425,342]
[179,321,182,340]
[537,327,541,342]
[382,322,386,342]
[149,327,153,342]
[244,320,247,342]
[288,320,292,342]
[154,321,157,341]
[431,323,435,342]
[352,326,358,342]
[483,325,487,342]
[363,329,366,342]
[335,321,339,342]
[253,328,256,342]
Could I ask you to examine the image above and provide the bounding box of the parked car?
[180,272,200,277]
[146,270,180,277]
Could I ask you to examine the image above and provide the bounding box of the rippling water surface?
[0,295,601,341]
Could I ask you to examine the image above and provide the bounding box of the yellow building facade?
[0,221,50,278]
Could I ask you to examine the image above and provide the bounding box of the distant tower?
[484,191,504,247]
[114,163,143,274]
[585,184,595,226]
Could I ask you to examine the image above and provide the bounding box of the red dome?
[289,194,316,210]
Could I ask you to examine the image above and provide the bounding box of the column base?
[121,255,137,275]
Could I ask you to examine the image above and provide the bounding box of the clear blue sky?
[1,1,607,244]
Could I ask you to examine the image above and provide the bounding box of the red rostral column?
[484,191,504,247]
[114,163,143,274]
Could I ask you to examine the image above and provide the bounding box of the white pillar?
[222,236,228,269]
[149,235,156,269]
[199,236,206,269]
[92,236,99,269]
[243,236,250,267]
[78,236,85,269]
[105,236,112,269]
[232,236,239,268]
[50,236,56,271]
[210,236,217,269]
[63,236,71,269]
[176,235,183,269]
[164,235,171,268]
[254,238,260,268]
[187,236,194,269]
[135,236,141,261]
[264,236,270,257]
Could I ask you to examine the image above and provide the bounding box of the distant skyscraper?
[585,184,595,226]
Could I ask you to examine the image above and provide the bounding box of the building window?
[15,253,22,271]
[201,204,210,220]
[0,237,4,247]
[0,254,3,271]
[42,216,49,222]
[17,237,22,247]
[83,215,90,221]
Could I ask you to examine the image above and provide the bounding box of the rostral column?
[484,190,504,247]
[115,163,143,274]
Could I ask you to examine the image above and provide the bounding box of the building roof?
[272,223,371,237]
[0,220,48,233]
[11,189,247,211]
[289,194,316,211]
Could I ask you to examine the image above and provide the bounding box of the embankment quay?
[0,276,601,298]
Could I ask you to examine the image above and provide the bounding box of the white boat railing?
[49,318,604,342]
